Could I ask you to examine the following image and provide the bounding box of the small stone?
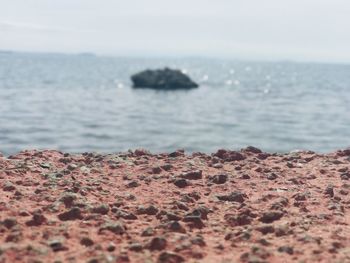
[161,164,173,171]
[340,173,350,180]
[186,206,210,220]
[128,242,143,252]
[136,205,159,215]
[126,180,139,188]
[115,210,138,220]
[293,192,308,201]
[58,207,83,221]
[270,197,289,210]
[2,218,17,229]
[240,174,251,180]
[3,182,16,192]
[174,201,189,211]
[243,146,263,154]
[60,193,77,208]
[183,215,205,229]
[151,166,162,174]
[147,237,167,251]
[80,237,94,247]
[166,211,182,221]
[141,227,155,237]
[181,170,202,180]
[168,150,184,158]
[210,174,228,184]
[212,163,223,169]
[241,246,271,262]
[191,235,206,246]
[19,210,30,217]
[217,191,247,203]
[117,251,129,262]
[26,212,47,226]
[225,213,252,226]
[324,185,334,197]
[278,246,294,255]
[91,204,110,215]
[167,221,186,233]
[259,211,283,223]
[134,149,150,156]
[99,221,125,235]
[174,179,189,188]
[340,189,349,195]
[158,251,185,263]
[5,231,22,243]
[67,164,78,171]
[258,238,271,246]
[256,225,275,235]
[214,149,245,161]
[107,243,116,252]
[48,239,67,252]
[267,173,278,180]
[40,163,51,169]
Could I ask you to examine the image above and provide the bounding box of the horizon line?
[1,49,350,66]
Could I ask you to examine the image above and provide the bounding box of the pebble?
[256,224,275,235]
[174,179,189,188]
[210,174,228,184]
[259,211,283,223]
[225,213,253,226]
[217,191,247,203]
[212,163,223,169]
[60,193,77,208]
[3,182,16,192]
[128,242,143,252]
[183,214,205,229]
[147,236,167,251]
[26,212,47,226]
[48,239,67,252]
[2,218,17,229]
[141,227,155,237]
[91,204,110,215]
[324,185,334,197]
[167,221,186,233]
[173,201,189,211]
[267,173,278,180]
[115,210,138,220]
[99,221,126,235]
[58,207,83,221]
[80,237,94,247]
[136,205,159,215]
[126,180,139,188]
[278,246,294,255]
[180,170,202,180]
[157,251,185,263]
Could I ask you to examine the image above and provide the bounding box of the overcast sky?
[1,0,350,62]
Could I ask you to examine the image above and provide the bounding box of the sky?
[1,0,350,62]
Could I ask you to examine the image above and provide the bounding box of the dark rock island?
[131,68,199,90]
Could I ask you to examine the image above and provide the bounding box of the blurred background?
[0,0,350,155]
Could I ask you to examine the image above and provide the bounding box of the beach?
[1,147,350,262]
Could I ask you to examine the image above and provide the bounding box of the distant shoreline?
[1,49,350,66]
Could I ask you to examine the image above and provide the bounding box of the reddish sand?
[1,147,350,263]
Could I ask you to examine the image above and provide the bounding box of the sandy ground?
[1,147,350,263]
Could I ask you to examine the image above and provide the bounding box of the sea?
[1,51,350,156]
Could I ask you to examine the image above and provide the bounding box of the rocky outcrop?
[1,148,350,262]
[131,68,198,89]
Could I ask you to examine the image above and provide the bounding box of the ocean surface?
[1,52,350,156]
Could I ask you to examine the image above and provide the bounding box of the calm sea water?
[0,52,350,156]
